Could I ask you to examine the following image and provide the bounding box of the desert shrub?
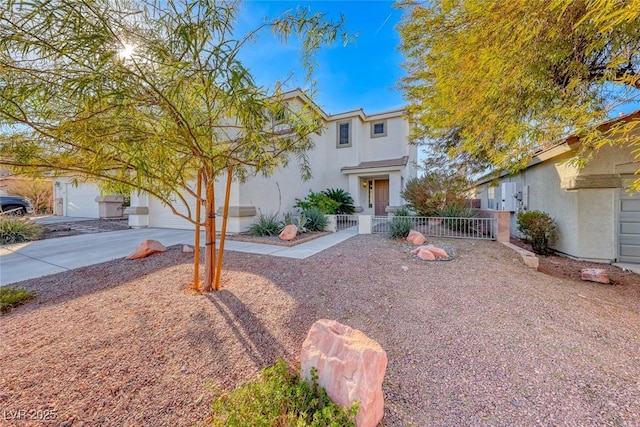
[517,210,557,255]
[247,213,282,237]
[295,191,341,214]
[209,358,357,427]
[440,203,477,232]
[389,215,412,239]
[401,171,469,216]
[0,286,36,314]
[282,212,309,234]
[322,188,355,215]
[393,205,412,217]
[0,217,43,244]
[304,208,328,232]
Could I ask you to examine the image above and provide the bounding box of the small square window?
[370,120,387,138]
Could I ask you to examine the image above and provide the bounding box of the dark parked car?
[0,196,35,216]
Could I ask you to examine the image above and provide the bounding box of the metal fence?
[335,214,358,231]
[372,215,497,240]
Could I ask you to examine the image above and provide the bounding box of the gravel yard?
[2,234,640,426]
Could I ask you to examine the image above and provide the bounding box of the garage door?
[148,194,196,229]
[618,190,640,263]
[65,183,100,218]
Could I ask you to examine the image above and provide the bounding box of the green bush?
[517,210,557,255]
[247,213,282,237]
[304,208,328,232]
[295,191,341,214]
[209,358,357,427]
[0,217,43,244]
[389,215,412,239]
[440,203,477,232]
[322,188,355,215]
[1,286,36,314]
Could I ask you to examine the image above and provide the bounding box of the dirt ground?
[2,233,640,426]
[510,237,640,287]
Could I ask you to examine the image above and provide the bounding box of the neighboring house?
[473,111,640,264]
[53,89,418,232]
[53,177,102,218]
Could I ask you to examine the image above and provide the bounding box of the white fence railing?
[373,215,497,240]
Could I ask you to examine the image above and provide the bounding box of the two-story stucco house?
[53,89,417,232]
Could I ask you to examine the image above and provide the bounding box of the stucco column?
[347,174,361,209]
[388,171,402,208]
[125,192,149,228]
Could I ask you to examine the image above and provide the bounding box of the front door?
[375,179,389,216]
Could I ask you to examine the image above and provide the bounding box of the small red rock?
[279,224,298,241]
[126,239,167,260]
[428,247,449,258]
[406,229,427,245]
[417,248,436,260]
[580,268,610,284]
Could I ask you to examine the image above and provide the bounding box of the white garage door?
[65,183,100,218]
[148,194,196,229]
[618,190,640,263]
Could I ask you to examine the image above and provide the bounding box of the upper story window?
[370,120,387,138]
[271,104,287,126]
[336,120,352,148]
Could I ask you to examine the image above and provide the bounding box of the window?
[336,120,352,147]
[271,104,287,126]
[370,120,387,137]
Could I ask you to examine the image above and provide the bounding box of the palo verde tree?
[397,0,640,179]
[0,0,346,291]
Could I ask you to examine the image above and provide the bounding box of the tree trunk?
[192,169,202,291]
[214,165,233,290]
[203,174,216,292]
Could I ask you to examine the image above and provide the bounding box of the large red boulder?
[279,224,298,241]
[126,239,167,260]
[406,229,427,245]
[301,319,387,427]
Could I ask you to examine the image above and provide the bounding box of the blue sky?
[237,1,405,116]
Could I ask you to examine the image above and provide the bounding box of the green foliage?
[247,213,282,237]
[282,211,309,233]
[401,169,470,216]
[304,208,328,232]
[440,203,477,233]
[322,188,355,215]
[209,358,357,427]
[0,217,43,244]
[389,215,412,239]
[0,286,36,314]
[295,191,341,214]
[517,210,557,255]
[398,0,640,177]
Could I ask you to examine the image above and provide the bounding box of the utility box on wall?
[500,182,517,212]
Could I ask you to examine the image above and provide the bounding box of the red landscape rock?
[126,239,167,260]
[428,247,449,258]
[406,229,427,245]
[301,319,387,427]
[417,248,436,260]
[279,224,298,241]
[580,268,610,284]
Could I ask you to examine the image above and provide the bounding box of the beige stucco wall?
[476,148,622,262]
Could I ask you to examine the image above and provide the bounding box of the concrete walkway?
[0,227,357,286]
